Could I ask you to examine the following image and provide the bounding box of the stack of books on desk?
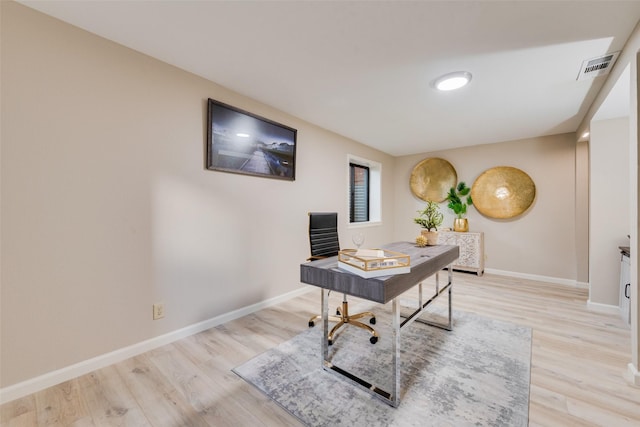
[338,248,410,278]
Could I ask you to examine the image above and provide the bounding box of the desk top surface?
[300,241,459,304]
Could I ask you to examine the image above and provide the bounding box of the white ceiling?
[19,0,640,156]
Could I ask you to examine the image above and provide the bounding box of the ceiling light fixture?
[433,71,472,91]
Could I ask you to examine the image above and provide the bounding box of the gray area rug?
[233,306,531,426]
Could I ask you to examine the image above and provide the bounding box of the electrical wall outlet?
[153,303,165,320]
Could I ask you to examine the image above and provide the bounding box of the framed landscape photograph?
[206,98,297,181]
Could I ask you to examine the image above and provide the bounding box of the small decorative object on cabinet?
[437,231,484,275]
[446,182,473,232]
[619,246,631,326]
[414,200,444,245]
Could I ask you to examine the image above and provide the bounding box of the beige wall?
[394,133,578,281]
[589,117,630,305]
[0,2,395,388]
[575,140,590,285]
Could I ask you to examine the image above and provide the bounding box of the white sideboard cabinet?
[437,231,484,276]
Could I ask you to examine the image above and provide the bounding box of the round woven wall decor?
[471,166,535,219]
[409,158,457,203]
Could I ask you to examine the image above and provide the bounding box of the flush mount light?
[433,71,472,91]
[236,132,250,138]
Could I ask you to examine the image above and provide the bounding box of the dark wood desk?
[300,241,459,407]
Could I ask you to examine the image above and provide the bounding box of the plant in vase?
[446,182,473,232]
[414,200,443,246]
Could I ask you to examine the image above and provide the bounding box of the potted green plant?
[446,182,473,231]
[414,200,443,245]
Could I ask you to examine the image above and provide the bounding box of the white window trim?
[347,154,382,227]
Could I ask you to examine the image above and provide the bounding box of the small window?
[347,154,381,225]
[350,163,370,222]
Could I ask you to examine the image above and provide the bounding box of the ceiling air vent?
[577,51,620,81]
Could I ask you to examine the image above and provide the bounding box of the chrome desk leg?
[392,297,401,407]
[322,288,401,407]
[412,263,453,331]
[447,264,453,330]
[320,264,455,408]
[321,288,329,363]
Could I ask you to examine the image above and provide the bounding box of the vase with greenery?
[414,200,443,245]
[446,182,473,232]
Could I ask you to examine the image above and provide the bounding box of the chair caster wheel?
[370,336,378,344]
[336,309,341,315]
[308,321,315,327]
[328,339,333,346]
[369,317,376,325]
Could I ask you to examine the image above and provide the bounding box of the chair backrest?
[308,212,340,259]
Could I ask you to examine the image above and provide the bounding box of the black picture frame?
[206,98,297,181]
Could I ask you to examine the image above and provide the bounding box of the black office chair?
[306,212,378,345]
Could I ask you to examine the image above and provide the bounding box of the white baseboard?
[575,281,589,289]
[485,269,619,312]
[0,286,314,405]
[484,268,586,288]
[586,300,621,314]
[626,363,640,387]
[483,268,618,312]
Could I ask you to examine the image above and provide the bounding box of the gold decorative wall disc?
[409,158,457,202]
[471,166,535,219]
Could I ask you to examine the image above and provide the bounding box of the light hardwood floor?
[2,272,639,426]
